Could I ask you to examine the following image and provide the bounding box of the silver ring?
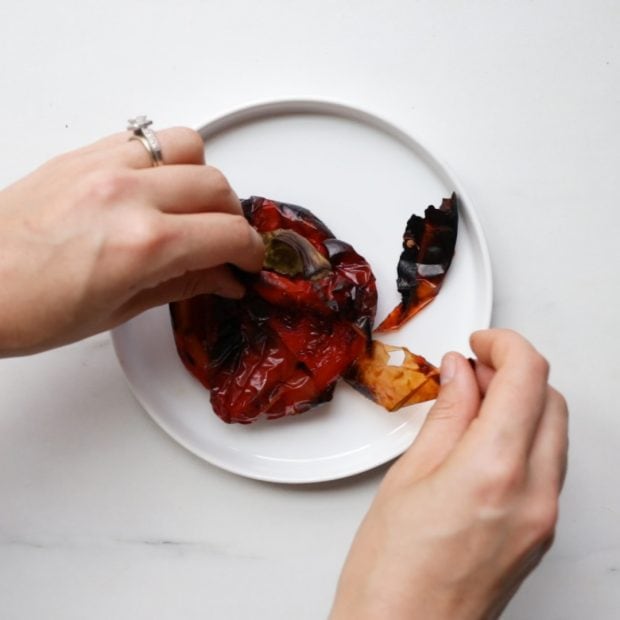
[127,115,164,166]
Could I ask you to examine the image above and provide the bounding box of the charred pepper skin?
[375,193,459,332]
[170,197,377,424]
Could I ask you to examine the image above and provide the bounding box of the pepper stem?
[262,229,332,279]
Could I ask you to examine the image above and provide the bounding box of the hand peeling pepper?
[375,193,458,332]
[170,194,457,424]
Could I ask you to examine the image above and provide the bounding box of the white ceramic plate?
[112,100,492,484]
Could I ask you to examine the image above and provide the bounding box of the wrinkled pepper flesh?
[375,192,459,332]
[170,197,378,424]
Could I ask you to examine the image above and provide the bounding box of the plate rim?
[112,97,493,484]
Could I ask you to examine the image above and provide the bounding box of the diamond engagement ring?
[127,115,164,166]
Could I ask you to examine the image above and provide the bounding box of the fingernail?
[441,353,457,384]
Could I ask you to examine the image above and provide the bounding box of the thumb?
[394,352,481,480]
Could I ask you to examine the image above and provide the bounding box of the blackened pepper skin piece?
[375,193,458,332]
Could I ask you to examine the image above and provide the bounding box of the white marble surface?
[1,1,619,618]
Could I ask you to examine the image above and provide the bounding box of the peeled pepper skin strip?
[344,341,440,411]
[375,193,458,332]
[170,197,377,424]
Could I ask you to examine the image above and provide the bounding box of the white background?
[1,1,619,618]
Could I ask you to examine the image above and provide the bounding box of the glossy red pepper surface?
[170,197,377,424]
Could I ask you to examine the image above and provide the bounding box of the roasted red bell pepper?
[170,197,377,423]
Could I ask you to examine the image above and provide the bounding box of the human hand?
[0,127,264,355]
[331,329,568,620]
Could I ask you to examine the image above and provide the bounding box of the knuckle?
[524,501,559,544]
[207,166,234,200]
[98,213,171,290]
[496,327,520,341]
[174,127,204,160]
[478,460,526,500]
[124,213,169,255]
[488,328,521,347]
[82,170,137,205]
[485,329,547,365]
